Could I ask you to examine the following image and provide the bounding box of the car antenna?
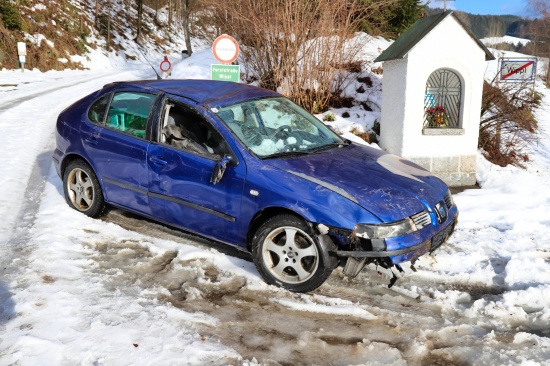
[135,43,162,80]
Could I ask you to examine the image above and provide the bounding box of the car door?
[147,96,246,245]
[80,90,158,214]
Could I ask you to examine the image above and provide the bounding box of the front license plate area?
[430,222,454,253]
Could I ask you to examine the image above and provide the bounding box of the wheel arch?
[60,154,109,203]
[60,153,93,177]
[246,206,311,252]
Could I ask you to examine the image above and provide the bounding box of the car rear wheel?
[252,214,333,292]
[63,160,107,218]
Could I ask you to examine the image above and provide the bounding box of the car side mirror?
[210,155,232,185]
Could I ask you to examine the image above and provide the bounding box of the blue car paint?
[261,143,447,222]
[54,79,458,267]
[116,79,282,108]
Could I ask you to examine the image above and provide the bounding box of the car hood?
[262,143,449,222]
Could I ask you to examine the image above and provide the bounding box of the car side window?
[87,94,111,124]
[160,102,229,160]
[106,92,156,139]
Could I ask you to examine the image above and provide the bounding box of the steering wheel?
[270,125,303,147]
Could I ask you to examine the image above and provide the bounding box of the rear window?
[87,94,111,124]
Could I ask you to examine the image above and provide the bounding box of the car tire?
[63,160,107,218]
[252,214,333,293]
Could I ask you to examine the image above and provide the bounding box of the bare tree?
[136,0,144,41]
[168,0,173,24]
[181,0,193,55]
[95,0,100,26]
[199,0,388,112]
[525,0,550,85]
[154,0,160,23]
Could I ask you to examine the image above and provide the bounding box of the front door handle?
[150,156,167,166]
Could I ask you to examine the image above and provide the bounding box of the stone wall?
[410,155,477,187]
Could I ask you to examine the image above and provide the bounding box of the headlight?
[354,218,417,239]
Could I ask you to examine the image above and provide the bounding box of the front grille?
[444,191,453,209]
[411,211,431,229]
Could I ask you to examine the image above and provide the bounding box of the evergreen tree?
[387,0,425,37]
[356,0,426,38]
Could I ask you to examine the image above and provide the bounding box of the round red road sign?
[212,34,239,64]
[160,56,172,72]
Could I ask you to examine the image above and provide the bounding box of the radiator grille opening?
[444,191,453,209]
[411,211,431,229]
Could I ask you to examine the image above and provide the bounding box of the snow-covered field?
[481,35,531,48]
[1,38,550,365]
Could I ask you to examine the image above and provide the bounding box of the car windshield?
[214,97,345,158]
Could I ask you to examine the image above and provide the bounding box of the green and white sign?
[211,64,240,83]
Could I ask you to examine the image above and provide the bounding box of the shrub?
[360,101,373,111]
[357,75,373,87]
[200,0,378,112]
[0,2,22,31]
[350,126,377,144]
[372,120,380,135]
[323,113,336,122]
[479,80,540,166]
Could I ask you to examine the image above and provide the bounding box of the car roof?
[103,79,282,107]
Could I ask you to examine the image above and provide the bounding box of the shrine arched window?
[424,69,462,128]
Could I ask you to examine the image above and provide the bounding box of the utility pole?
[435,0,456,11]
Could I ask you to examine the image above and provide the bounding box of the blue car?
[53,79,458,292]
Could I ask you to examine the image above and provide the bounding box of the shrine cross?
[435,0,456,11]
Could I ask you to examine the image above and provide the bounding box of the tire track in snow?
[0,70,152,283]
[99,210,450,365]
[0,74,112,113]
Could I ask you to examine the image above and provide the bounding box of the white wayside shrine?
[375,10,495,187]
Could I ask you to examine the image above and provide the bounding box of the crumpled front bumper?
[335,212,458,264]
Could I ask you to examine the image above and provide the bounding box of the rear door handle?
[150,156,167,166]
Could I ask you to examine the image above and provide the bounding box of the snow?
[481,35,531,47]
[1,33,550,365]
[23,33,54,48]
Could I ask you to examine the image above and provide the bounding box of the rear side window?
[106,92,156,139]
[87,94,111,124]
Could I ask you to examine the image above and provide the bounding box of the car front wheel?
[63,160,107,218]
[252,214,333,293]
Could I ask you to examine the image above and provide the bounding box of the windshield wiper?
[261,150,313,160]
[306,141,349,154]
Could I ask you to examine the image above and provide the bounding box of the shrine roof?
[374,10,495,62]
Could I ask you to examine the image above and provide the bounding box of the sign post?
[159,55,172,79]
[211,34,240,82]
[17,42,26,73]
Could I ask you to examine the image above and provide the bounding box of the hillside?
[0,0,189,71]
[426,7,528,38]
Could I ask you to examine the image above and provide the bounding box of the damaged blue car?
[53,79,458,292]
